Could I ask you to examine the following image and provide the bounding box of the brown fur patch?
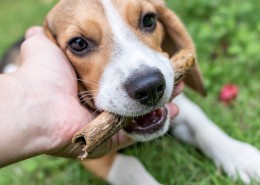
[44,0,115,100]
[111,0,165,52]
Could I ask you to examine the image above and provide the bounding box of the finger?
[167,103,179,119]
[19,29,74,80]
[20,26,66,65]
[25,26,44,38]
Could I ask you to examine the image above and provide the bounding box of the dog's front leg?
[81,152,162,185]
[171,94,260,184]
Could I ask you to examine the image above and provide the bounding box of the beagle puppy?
[2,0,260,184]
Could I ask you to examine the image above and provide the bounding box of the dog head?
[44,0,204,141]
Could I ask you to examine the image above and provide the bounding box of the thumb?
[25,26,45,39]
[20,26,67,67]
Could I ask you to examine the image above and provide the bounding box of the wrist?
[0,72,49,167]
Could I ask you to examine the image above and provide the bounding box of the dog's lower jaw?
[123,107,171,142]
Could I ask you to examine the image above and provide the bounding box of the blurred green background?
[0,0,260,184]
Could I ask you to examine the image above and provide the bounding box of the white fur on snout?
[96,0,174,141]
[97,0,174,117]
[96,47,173,117]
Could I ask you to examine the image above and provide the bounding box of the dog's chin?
[123,106,170,142]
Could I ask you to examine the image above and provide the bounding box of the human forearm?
[0,73,47,167]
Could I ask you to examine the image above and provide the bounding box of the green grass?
[0,0,260,184]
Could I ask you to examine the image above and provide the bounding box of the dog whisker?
[78,96,92,102]
[79,99,94,107]
[77,91,92,97]
[76,90,98,98]
[77,94,96,100]
[77,91,97,98]
[90,108,102,118]
[79,97,95,104]
[81,97,95,107]
[78,94,92,100]
[77,89,99,94]
[73,78,100,87]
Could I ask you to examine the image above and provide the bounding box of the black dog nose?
[124,69,166,106]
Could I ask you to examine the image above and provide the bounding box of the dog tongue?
[133,109,163,126]
[124,108,166,134]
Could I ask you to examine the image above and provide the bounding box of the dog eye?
[68,37,94,56]
[140,13,157,32]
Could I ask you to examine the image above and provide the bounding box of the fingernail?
[25,28,35,38]
[25,26,43,39]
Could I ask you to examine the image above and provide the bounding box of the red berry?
[219,84,239,105]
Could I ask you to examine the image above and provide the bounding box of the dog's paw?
[213,139,260,184]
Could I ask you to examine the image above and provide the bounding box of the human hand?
[1,26,94,160]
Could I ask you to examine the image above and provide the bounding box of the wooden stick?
[72,49,195,160]
[72,112,126,160]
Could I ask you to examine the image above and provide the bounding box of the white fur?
[97,0,174,117]
[108,154,162,185]
[97,0,173,141]
[171,94,260,184]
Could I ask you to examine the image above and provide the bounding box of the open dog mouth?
[124,106,168,134]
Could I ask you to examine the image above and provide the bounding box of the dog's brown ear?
[151,0,206,96]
